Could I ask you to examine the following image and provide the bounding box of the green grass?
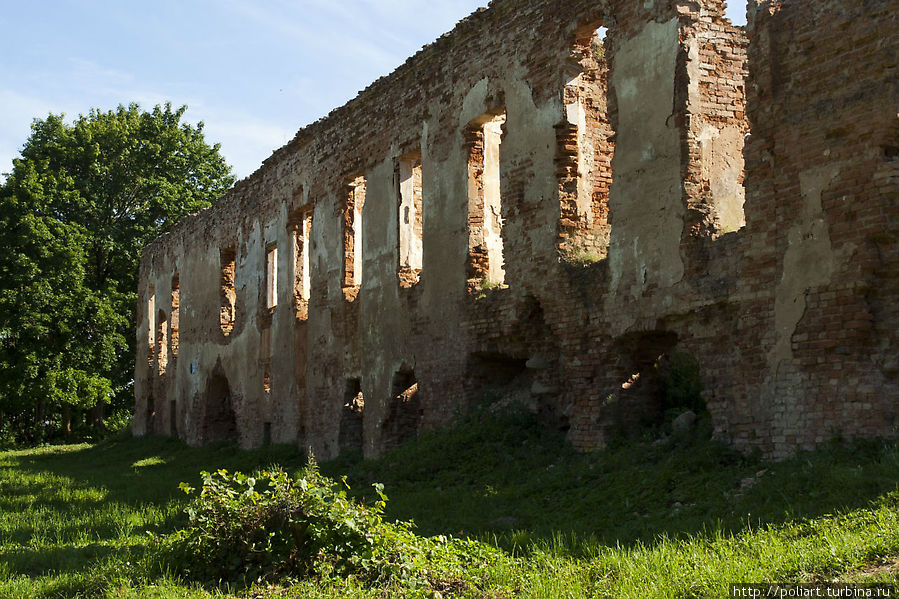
[1,408,897,597]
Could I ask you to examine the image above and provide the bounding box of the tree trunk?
[89,403,106,431]
[61,404,72,437]
[34,401,46,443]
[35,400,46,426]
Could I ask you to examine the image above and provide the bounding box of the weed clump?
[656,350,705,417]
[159,459,510,592]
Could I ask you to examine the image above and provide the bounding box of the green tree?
[0,103,234,443]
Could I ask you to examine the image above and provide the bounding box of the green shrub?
[656,351,705,417]
[161,460,511,592]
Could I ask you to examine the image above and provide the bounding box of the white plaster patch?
[768,164,854,367]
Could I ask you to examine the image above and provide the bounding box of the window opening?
[343,176,366,291]
[263,364,272,394]
[466,111,507,290]
[692,7,748,237]
[290,208,314,320]
[266,243,278,312]
[557,23,614,263]
[261,326,272,395]
[725,1,748,26]
[156,311,168,376]
[147,285,156,355]
[170,274,180,358]
[397,152,423,287]
[220,247,237,336]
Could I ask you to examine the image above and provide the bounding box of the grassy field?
[1,408,897,598]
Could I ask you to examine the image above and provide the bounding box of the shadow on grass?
[0,543,116,576]
[4,410,899,563]
[320,409,899,555]
[0,435,309,558]
[6,435,308,507]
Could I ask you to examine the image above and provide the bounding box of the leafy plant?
[162,459,511,591]
[656,351,705,416]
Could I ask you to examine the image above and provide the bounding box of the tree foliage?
[0,103,234,443]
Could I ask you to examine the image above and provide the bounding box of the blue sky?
[0,1,748,182]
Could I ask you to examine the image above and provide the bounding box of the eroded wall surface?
[134,0,898,460]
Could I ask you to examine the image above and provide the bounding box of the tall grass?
[0,409,897,598]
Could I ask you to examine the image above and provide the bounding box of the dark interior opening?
[202,366,238,444]
[263,362,272,394]
[382,369,422,451]
[169,400,177,437]
[338,378,364,455]
[465,352,530,405]
[608,331,687,432]
[146,395,156,434]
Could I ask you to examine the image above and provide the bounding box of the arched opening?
[381,368,422,451]
[202,366,237,444]
[338,378,364,455]
[145,394,156,434]
[600,331,704,436]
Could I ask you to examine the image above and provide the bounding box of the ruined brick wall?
[722,0,899,457]
[135,0,898,460]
